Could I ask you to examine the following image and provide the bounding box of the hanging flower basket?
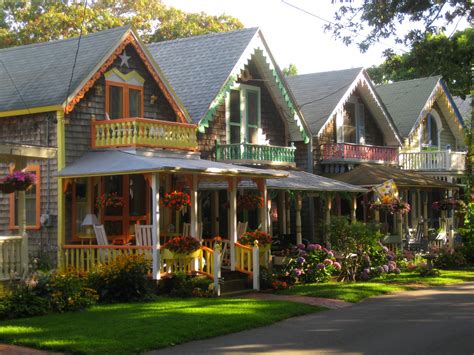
[162,235,201,256]
[95,192,124,210]
[0,171,36,194]
[370,199,410,215]
[160,191,191,212]
[432,198,466,212]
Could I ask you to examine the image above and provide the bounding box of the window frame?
[225,84,261,144]
[105,81,144,119]
[9,164,41,230]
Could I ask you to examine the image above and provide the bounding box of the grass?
[0,297,322,354]
[279,268,474,303]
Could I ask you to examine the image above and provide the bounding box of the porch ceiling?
[56,149,288,179]
[0,143,57,161]
[200,169,367,193]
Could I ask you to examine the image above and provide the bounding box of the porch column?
[15,159,28,276]
[57,177,65,271]
[411,189,417,227]
[258,179,268,233]
[190,174,199,240]
[151,173,161,280]
[416,189,422,225]
[285,192,291,234]
[278,191,286,236]
[211,191,219,236]
[229,177,237,271]
[350,194,357,222]
[335,194,342,216]
[423,191,429,237]
[165,175,172,230]
[362,194,368,223]
[295,192,303,245]
[402,190,409,233]
[324,194,332,243]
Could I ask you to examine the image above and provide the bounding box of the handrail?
[235,242,252,251]
[320,143,398,164]
[63,244,152,250]
[91,117,198,151]
[399,150,466,171]
[0,236,23,280]
[216,141,296,165]
[235,242,253,275]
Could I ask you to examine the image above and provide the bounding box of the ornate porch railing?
[0,236,23,280]
[234,242,254,275]
[216,142,296,166]
[320,143,398,164]
[91,117,198,151]
[399,150,466,171]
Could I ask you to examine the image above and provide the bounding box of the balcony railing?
[91,117,198,151]
[215,142,296,166]
[399,150,466,171]
[320,143,398,164]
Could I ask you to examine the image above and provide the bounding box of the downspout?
[307,135,315,242]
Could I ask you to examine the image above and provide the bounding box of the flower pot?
[14,182,33,191]
[161,248,202,260]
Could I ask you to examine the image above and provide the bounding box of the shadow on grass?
[0,298,322,354]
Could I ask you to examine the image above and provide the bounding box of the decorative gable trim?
[317,69,402,146]
[199,31,310,144]
[64,31,189,123]
[104,68,145,86]
[409,79,465,144]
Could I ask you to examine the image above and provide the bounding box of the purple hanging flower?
[307,244,317,251]
[382,265,389,273]
[297,257,306,264]
[293,268,302,277]
[377,266,385,273]
[297,243,306,250]
[363,268,371,274]
[316,263,325,270]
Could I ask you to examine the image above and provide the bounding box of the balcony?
[399,150,466,172]
[91,117,198,151]
[320,143,398,165]
[216,142,296,167]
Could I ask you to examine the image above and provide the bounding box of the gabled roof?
[148,28,310,143]
[286,67,362,134]
[0,26,189,122]
[453,95,471,125]
[376,76,465,142]
[0,27,128,112]
[287,68,401,145]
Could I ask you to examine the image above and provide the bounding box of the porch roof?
[326,164,459,189]
[56,149,287,178]
[200,169,367,193]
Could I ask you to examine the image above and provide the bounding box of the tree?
[367,28,473,99]
[0,0,243,49]
[282,63,298,77]
[327,0,473,52]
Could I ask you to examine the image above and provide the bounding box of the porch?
[399,150,466,172]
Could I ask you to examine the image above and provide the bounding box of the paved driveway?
[150,282,474,354]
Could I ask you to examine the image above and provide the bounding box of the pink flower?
[333,262,342,270]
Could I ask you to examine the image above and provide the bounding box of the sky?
[163,0,468,75]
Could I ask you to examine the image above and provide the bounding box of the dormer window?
[105,68,144,119]
[227,84,261,144]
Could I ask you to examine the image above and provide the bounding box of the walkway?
[242,292,352,309]
[150,282,474,354]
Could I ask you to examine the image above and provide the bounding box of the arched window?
[421,109,442,149]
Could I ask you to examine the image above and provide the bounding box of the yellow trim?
[57,177,65,269]
[104,68,145,85]
[56,110,66,170]
[0,105,63,118]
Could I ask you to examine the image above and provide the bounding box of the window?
[227,85,261,144]
[422,112,440,148]
[105,69,144,119]
[9,165,41,230]
[340,100,366,144]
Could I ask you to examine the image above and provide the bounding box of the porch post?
[295,192,303,245]
[211,191,219,236]
[285,192,291,234]
[416,189,421,226]
[335,194,342,216]
[278,191,286,236]
[190,174,199,240]
[324,194,332,243]
[423,191,429,237]
[151,173,161,280]
[15,159,28,276]
[362,194,368,223]
[229,177,237,271]
[350,194,357,222]
[258,179,268,233]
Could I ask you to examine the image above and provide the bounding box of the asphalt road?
[150,282,474,355]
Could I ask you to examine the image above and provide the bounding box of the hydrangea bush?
[279,243,341,285]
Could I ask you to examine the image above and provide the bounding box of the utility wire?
[65,0,88,107]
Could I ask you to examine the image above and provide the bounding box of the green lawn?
[279,269,474,303]
[0,298,321,354]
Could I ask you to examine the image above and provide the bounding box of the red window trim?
[105,81,144,119]
[9,164,41,230]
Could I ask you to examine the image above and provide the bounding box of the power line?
[65,0,88,107]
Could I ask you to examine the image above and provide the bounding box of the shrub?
[279,243,339,285]
[460,202,474,262]
[158,272,214,297]
[0,285,50,320]
[431,246,467,269]
[87,254,151,303]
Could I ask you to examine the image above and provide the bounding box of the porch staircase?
[220,270,252,295]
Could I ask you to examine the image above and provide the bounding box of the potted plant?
[95,192,124,210]
[0,171,36,193]
[160,191,191,212]
[237,194,264,211]
[238,230,272,265]
[432,197,466,212]
[161,235,201,259]
[370,199,410,215]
